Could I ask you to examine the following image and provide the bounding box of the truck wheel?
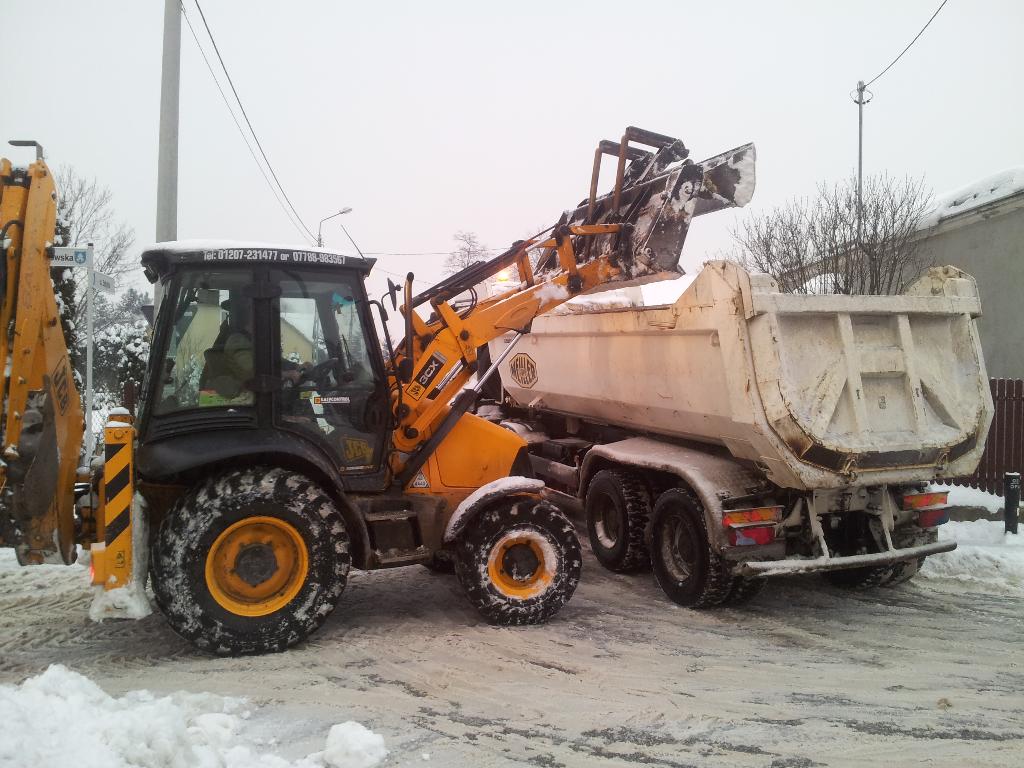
[722,576,766,605]
[151,467,350,656]
[455,497,581,625]
[883,557,925,587]
[650,488,733,608]
[585,469,651,573]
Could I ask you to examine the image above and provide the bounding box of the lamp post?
[317,207,352,248]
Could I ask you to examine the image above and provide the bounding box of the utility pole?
[156,0,181,244]
[853,80,868,248]
[85,243,95,457]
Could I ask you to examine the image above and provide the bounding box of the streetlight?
[317,207,352,247]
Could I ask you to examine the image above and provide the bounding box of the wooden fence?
[945,378,1024,496]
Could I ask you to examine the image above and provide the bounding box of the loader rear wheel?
[585,470,651,573]
[455,497,581,625]
[650,488,733,608]
[151,467,350,656]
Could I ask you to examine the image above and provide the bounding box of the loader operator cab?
[137,244,391,487]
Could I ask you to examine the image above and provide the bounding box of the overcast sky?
[3,0,1022,300]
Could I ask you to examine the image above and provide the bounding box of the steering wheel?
[304,357,342,388]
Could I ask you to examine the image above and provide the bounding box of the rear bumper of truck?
[735,540,956,577]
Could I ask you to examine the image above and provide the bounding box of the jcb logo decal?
[509,353,538,388]
[343,437,373,464]
[407,352,447,401]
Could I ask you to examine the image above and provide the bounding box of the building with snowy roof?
[918,168,1024,378]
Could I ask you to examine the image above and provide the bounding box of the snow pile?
[920,167,1024,228]
[322,723,388,768]
[941,483,1004,515]
[561,289,638,313]
[88,579,152,621]
[89,493,153,621]
[920,520,1024,594]
[0,665,387,768]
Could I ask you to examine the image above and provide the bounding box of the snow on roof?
[921,167,1024,228]
[139,238,360,258]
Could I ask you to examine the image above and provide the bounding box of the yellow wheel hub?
[205,516,309,617]
[486,531,554,599]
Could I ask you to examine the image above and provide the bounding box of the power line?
[190,0,317,243]
[865,0,950,87]
[362,248,507,256]
[179,4,312,243]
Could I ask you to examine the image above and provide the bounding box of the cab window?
[154,272,255,414]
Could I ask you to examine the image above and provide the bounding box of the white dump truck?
[486,260,994,606]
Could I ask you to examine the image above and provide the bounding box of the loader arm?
[0,150,85,565]
[388,128,755,483]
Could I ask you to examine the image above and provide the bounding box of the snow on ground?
[2,542,1023,767]
[920,520,1024,595]
[0,664,386,768]
[937,483,1006,515]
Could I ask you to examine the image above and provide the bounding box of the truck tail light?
[727,525,776,546]
[917,508,950,528]
[901,491,948,510]
[723,506,782,546]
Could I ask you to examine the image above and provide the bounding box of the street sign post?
[93,271,116,294]
[49,244,101,455]
[50,247,93,268]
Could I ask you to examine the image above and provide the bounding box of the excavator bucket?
[542,127,756,283]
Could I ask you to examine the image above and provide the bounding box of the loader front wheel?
[151,467,350,656]
[650,488,733,608]
[585,470,651,573]
[455,497,581,625]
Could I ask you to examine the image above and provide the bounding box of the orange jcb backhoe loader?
[1,129,755,655]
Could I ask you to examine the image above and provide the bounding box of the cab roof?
[140,240,376,281]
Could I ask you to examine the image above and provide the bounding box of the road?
[1,543,1021,768]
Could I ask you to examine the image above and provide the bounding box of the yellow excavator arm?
[386,127,755,486]
[0,144,85,565]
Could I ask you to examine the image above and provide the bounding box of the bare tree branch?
[444,231,489,276]
[731,174,933,295]
[52,166,137,336]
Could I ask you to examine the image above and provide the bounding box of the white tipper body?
[494,261,993,491]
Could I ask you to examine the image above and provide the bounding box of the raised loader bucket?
[547,127,756,281]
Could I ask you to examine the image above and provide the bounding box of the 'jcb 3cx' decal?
[509,353,538,388]
[407,352,447,401]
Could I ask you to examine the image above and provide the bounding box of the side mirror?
[386,278,400,311]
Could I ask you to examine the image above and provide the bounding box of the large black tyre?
[151,467,350,656]
[883,557,925,586]
[585,469,651,573]
[455,497,581,625]
[881,527,934,586]
[650,488,734,608]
